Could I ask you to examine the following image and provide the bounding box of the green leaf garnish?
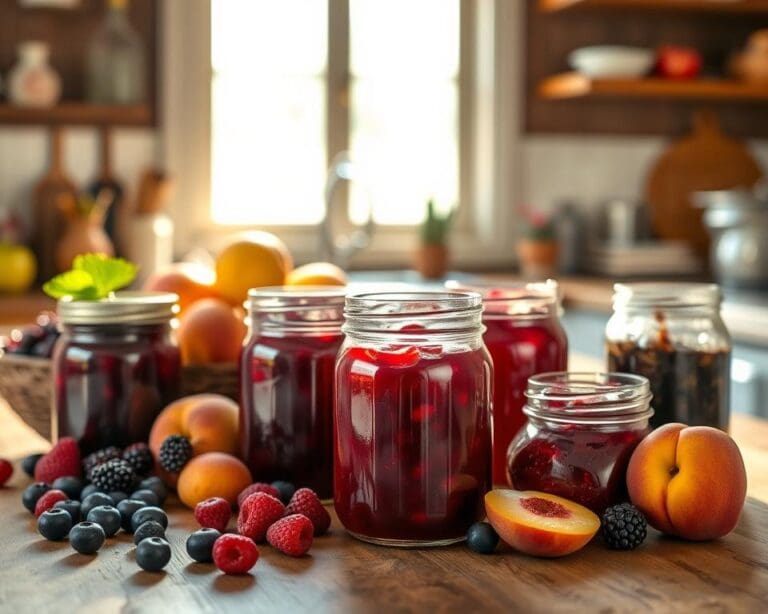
[43,253,138,300]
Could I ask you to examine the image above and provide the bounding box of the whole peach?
[177,298,247,365]
[626,423,747,541]
[177,452,252,509]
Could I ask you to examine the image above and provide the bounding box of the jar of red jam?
[52,292,180,454]
[606,283,731,430]
[448,280,568,484]
[507,372,652,514]
[334,291,493,547]
[240,286,345,500]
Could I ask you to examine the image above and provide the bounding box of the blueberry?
[37,508,72,541]
[69,522,106,554]
[133,520,166,545]
[467,522,499,555]
[137,477,168,505]
[80,484,100,501]
[81,492,115,518]
[130,489,160,507]
[52,499,81,523]
[22,482,51,513]
[52,476,84,500]
[86,505,122,537]
[108,491,128,505]
[131,506,167,532]
[186,528,220,563]
[117,499,147,533]
[21,453,44,478]
[136,537,171,572]
[271,480,296,504]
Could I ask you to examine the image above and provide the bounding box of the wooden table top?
[1,400,767,613]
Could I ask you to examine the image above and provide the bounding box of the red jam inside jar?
[448,280,568,484]
[240,287,345,500]
[52,292,180,454]
[506,372,652,514]
[334,291,492,546]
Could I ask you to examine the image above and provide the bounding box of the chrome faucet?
[321,151,375,267]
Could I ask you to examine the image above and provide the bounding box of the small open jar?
[240,286,346,500]
[507,372,652,514]
[52,292,180,454]
[606,283,731,430]
[334,291,492,547]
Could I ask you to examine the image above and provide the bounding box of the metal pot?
[694,188,768,290]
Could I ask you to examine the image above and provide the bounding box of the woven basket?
[0,354,239,441]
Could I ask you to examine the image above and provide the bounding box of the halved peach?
[484,489,600,557]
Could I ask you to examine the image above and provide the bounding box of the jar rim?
[58,291,179,325]
[247,285,347,311]
[613,282,722,310]
[445,279,560,318]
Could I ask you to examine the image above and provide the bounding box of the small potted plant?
[516,210,559,278]
[414,199,453,279]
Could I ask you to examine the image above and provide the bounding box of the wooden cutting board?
[646,110,763,259]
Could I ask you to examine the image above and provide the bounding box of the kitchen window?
[164,0,519,266]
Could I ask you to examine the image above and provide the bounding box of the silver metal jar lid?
[57,291,179,325]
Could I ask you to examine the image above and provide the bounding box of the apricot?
[177,452,252,509]
[143,262,219,313]
[285,261,347,286]
[485,489,600,557]
[626,423,747,541]
[177,297,247,365]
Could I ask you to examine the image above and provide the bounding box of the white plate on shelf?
[569,46,655,79]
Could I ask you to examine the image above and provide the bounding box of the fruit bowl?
[0,354,239,441]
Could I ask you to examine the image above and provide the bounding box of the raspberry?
[0,459,13,486]
[122,443,154,476]
[285,488,331,535]
[34,437,81,483]
[212,534,259,574]
[195,497,231,532]
[237,492,285,542]
[159,435,193,473]
[237,482,281,508]
[266,514,314,557]
[34,489,68,518]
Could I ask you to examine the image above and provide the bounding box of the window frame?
[162,0,522,269]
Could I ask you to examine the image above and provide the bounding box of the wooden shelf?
[538,73,768,101]
[539,0,768,13]
[0,103,153,127]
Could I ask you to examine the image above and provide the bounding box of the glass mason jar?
[507,372,652,514]
[52,292,180,454]
[606,283,732,430]
[239,286,346,500]
[447,280,568,485]
[334,291,493,547]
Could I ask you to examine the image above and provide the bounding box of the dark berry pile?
[83,447,122,478]
[601,503,648,550]
[90,459,137,494]
[159,435,193,473]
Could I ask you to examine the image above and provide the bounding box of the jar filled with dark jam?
[52,292,181,454]
[240,286,345,501]
[507,372,652,514]
[334,291,493,547]
[606,283,731,430]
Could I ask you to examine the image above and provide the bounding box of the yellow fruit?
[214,233,293,306]
[0,244,37,294]
[285,261,347,286]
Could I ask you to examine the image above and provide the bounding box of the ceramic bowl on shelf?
[568,46,655,79]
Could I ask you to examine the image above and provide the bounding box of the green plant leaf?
[42,270,100,300]
[73,253,138,296]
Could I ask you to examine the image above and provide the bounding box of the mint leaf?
[43,270,100,300]
[73,254,138,296]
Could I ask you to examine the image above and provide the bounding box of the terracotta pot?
[414,243,449,279]
[516,239,558,278]
[56,218,114,272]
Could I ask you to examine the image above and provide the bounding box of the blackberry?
[159,435,193,473]
[122,443,154,476]
[91,459,137,494]
[601,503,647,550]
[83,446,122,477]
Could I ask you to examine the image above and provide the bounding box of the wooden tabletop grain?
[1,400,767,613]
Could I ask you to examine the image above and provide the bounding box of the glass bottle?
[8,41,61,108]
[240,286,346,500]
[507,372,652,514]
[52,292,180,453]
[606,282,731,430]
[334,291,493,546]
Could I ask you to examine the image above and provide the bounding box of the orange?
[285,261,347,286]
[214,232,293,306]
